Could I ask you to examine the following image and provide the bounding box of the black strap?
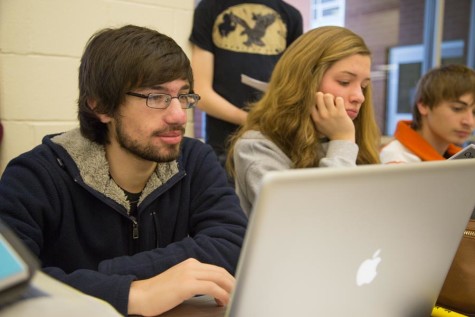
[123,190,141,218]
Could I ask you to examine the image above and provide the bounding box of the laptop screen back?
[227,159,475,317]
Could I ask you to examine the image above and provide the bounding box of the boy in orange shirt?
[380,64,475,163]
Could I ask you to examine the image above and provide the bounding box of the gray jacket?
[233,130,359,215]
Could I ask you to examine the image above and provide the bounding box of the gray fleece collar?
[51,128,179,211]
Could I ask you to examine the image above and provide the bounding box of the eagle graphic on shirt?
[212,3,288,55]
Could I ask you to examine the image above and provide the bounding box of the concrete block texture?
[0,54,78,120]
[0,0,196,174]
[0,121,79,171]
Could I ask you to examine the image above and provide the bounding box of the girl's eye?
[338,81,350,86]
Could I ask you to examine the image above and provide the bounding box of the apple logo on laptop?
[356,249,382,286]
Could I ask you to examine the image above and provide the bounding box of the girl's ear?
[88,98,112,123]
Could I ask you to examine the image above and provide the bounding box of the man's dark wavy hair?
[77,25,193,144]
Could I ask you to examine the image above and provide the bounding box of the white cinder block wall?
[0,0,196,174]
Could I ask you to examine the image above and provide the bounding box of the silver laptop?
[226,159,475,317]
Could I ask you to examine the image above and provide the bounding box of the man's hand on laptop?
[127,258,234,316]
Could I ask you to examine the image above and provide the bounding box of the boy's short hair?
[411,64,475,129]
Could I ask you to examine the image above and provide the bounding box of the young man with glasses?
[0,25,247,316]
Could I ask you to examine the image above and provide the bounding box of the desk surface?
[0,272,121,317]
[2,274,446,317]
[2,273,223,317]
[160,295,226,317]
[160,297,448,317]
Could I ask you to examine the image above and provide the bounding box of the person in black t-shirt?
[189,0,303,168]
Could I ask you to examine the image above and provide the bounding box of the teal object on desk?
[0,235,28,283]
[0,220,38,307]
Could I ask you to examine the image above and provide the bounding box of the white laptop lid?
[226,159,475,317]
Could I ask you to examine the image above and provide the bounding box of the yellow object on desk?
[432,306,468,317]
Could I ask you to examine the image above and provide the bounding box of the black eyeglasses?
[126,92,200,109]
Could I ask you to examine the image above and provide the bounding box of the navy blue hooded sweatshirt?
[0,128,248,315]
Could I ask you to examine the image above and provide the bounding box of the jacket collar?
[51,128,179,209]
[395,120,461,161]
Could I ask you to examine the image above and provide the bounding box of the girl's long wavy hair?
[227,26,381,177]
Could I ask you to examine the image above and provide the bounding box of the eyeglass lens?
[148,94,198,109]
